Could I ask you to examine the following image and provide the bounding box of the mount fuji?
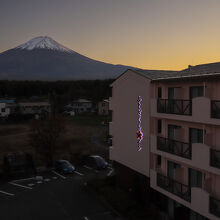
[0,36,132,80]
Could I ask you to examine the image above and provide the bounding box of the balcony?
[210,196,220,218]
[211,100,220,119]
[152,97,220,126]
[150,170,220,220]
[157,136,191,159]
[151,135,220,175]
[210,149,220,169]
[157,173,191,202]
[157,99,192,116]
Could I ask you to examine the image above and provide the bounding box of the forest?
[0,79,114,103]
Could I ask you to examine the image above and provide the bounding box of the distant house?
[0,99,16,118]
[66,99,92,114]
[98,99,109,115]
[18,102,51,115]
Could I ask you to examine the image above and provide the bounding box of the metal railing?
[210,196,220,218]
[157,99,192,116]
[210,149,220,169]
[157,173,191,202]
[211,100,220,119]
[157,136,192,159]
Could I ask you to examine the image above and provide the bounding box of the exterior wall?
[110,70,151,177]
[19,102,50,115]
[151,79,220,219]
[110,70,220,219]
[114,161,150,203]
[152,80,220,100]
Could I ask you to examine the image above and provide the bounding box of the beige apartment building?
[109,68,220,220]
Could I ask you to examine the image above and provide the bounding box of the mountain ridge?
[0,36,133,80]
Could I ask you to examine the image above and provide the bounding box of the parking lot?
[0,165,119,220]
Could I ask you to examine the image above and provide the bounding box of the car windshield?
[94,157,106,166]
[60,161,72,168]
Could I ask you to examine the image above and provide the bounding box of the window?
[1,108,5,112]
[109,110,113,122]
[167,161,181,178]
[190,86,204,99]
[158,87,162,98]
[109,87,112,97]
[158,120,162,133]
[189,168,204,188]
[157,155,161,167]
[189,128,204,144]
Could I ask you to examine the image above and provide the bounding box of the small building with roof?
[0,99,16,118]
[98,99,109,115]
[65,99,92,114]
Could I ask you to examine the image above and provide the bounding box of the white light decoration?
[136,96,143,151]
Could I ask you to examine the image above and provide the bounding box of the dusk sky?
[1,0,220,70]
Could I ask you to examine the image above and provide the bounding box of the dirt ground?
[0,115,109,168]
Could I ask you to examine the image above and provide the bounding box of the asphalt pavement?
[0,166,120,220]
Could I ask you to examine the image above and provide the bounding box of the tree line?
[0,79,114,103]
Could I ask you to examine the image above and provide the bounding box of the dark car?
[85,155,108,170]
[55,160,75,174]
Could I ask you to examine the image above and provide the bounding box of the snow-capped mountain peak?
[16,36,74,53]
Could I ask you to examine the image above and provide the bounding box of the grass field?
[0,115,109,169]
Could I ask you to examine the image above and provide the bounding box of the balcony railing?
[210,149,220,169]
[157,136,192,159]
[157,99,192,116]
[157,173,191,202]
[211,100,220,119]
[210,196,220,218]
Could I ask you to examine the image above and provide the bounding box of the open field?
[0,115,109,170]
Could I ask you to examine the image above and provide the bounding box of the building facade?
[66,99,92,114]
[110,69,220,220]
[98,99,109,115]
[18,102,51,115]
[0,100,16,118]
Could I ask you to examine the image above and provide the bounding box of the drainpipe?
[203,125,205,144]
[203,81,206,97]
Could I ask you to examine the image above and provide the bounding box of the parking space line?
[12,177,35,183]
[74,171,84,176]
[9,182,32,190]
[0,190,15,196]
[83,165,92,170]
[107,169,113,176]
[52,170,66,179]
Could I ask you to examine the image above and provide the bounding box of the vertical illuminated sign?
[136,96,143,151]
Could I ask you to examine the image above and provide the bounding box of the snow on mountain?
[16,36,74,53]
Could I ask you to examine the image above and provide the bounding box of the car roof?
[89,155,102,159]
[56,160,69,163]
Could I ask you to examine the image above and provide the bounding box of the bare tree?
[29,116,66,167]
